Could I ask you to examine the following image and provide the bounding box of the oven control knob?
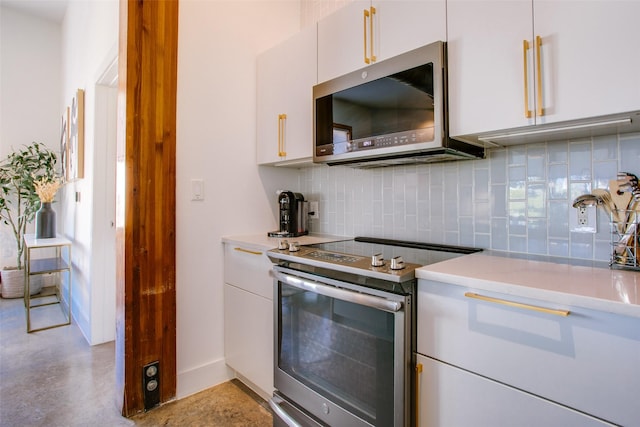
[288,241,300,252]
[371,253,385,267]
[278,239,289,250]
[390,256,405,270]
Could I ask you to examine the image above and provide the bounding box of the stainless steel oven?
[268,238,481,427]
[272,266,411,426]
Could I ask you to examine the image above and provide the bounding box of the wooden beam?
[116,0,178,416]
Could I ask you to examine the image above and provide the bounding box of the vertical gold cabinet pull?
[362,7,377,65]
[363,9,370,64]
[416,363,423,426]
[522,40,532,118]
[535,35,544,117]
[278,113,287,157]
[369,6,376,63]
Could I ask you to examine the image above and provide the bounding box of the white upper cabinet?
[257,25,317,166]
[447,0,534,137]
[448,0,640,142]
[318,0,446,84]
[533,1,640,125]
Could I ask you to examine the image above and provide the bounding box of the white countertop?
[221,233,351,251]
[417,252,640,318]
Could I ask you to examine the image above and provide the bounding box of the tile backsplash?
[300,133,640,261]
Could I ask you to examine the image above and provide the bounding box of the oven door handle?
[269,395,303,427]
[273,270,403,313]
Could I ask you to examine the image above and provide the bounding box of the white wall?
[176,0,303,398]
[0,7,61,268]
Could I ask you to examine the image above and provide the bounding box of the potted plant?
[0,142,58,298]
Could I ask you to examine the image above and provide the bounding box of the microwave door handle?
[273,270,402,313]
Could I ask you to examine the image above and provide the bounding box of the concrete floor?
[0,294,272,426]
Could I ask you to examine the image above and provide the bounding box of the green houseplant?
[0,142,58,298]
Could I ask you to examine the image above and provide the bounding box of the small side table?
[23,234,72,333]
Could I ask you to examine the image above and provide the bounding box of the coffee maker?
[268,191,308,237]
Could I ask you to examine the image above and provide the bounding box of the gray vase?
[35,202,56,239]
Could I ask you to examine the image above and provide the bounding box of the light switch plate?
[191,179,204,201]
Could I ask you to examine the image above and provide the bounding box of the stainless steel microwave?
[313,41,484,168]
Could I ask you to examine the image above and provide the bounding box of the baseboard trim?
[177,357,233,399]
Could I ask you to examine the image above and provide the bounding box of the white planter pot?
[0,268,43,299]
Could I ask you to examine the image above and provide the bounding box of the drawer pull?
[234,247,262,256]
[464,292,570,317]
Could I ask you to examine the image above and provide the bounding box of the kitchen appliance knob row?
[371,253,406,270]
[278,239,300,252]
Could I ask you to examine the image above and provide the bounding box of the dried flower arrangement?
[34,176,62,203]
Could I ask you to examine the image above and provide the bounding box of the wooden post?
[116,0,178,416]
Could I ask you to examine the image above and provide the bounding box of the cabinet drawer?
[224,243,274,300]
[416,354,614,427]
[417,280,640,427]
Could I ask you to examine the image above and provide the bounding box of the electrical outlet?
[143,361,160,411]
[309,201,319,219]
[570,205,597,233]
[577,207,588,226]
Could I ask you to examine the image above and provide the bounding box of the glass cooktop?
[306,237,481,266]
[268,236,482,286]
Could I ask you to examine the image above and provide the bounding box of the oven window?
[278,283,395,426]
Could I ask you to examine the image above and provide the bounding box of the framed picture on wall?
[68,88,85,181]
[60,107,69,181]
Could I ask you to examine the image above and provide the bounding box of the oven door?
[271,266,411,427]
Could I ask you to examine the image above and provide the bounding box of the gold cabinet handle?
[369,6,376,63]
[277,113,286,157]
[415,363,423,426]
[464,292,570,317]
[234,247,263,256]
[535,35,544,116]
[363,8,370,64]
[523,40,532,118]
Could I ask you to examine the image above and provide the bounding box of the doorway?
[91,55,118,344]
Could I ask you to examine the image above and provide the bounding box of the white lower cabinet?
[224,283,273,400]
[415,354,612,427]
[417,279,640,426]
[223,243,274,400]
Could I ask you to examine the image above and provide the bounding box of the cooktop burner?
[268,236,481,285]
